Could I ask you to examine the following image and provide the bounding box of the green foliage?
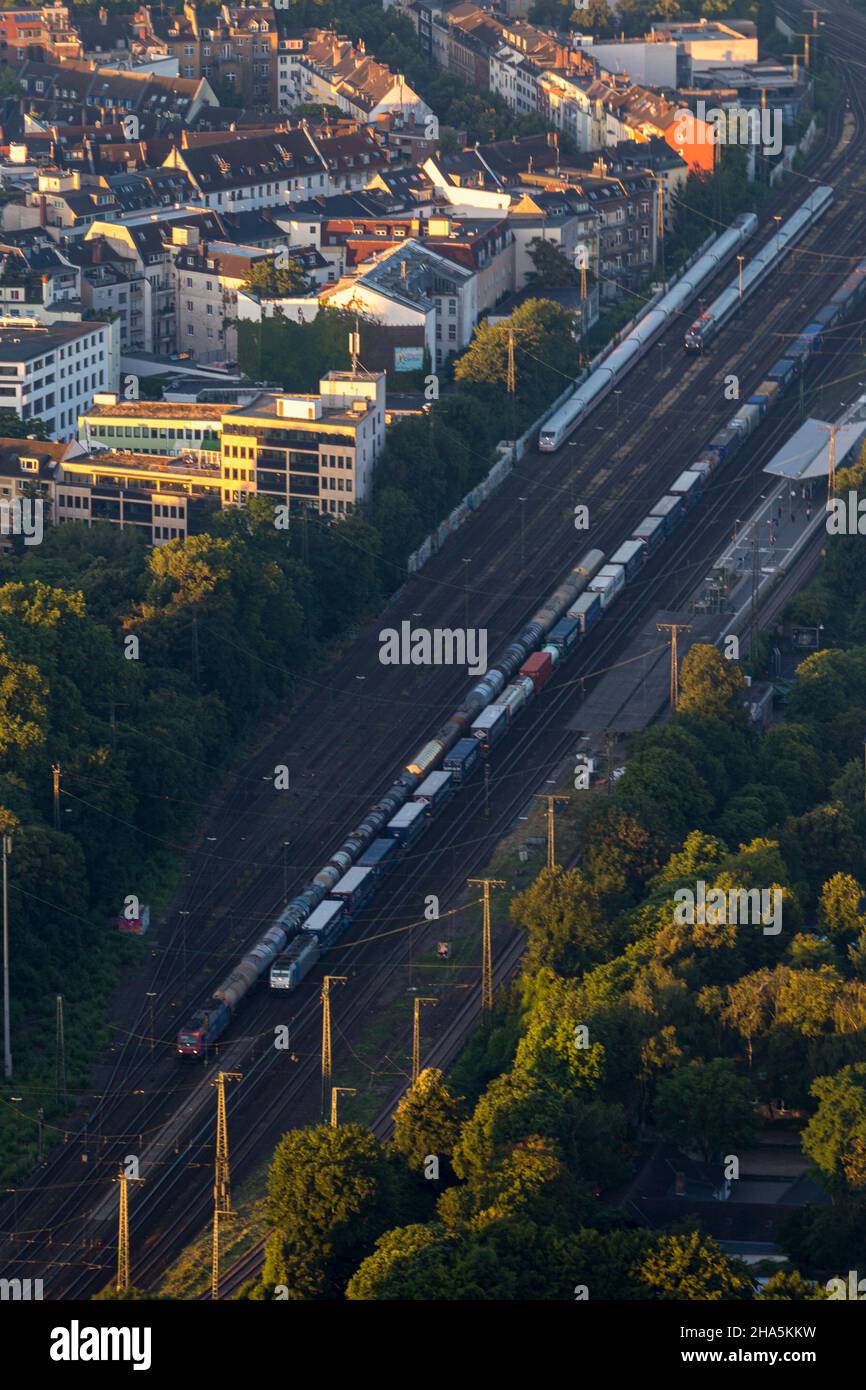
[257,1123,415,1299]
[237,308,353,391]
[655,1059,758,1162]
[0,503,384,1179]
[242,257,312,298]
[510,866,612,977]
[391,1069,465,1175]
[802,1063,866,1197]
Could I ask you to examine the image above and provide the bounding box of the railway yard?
[3,0,866,1310]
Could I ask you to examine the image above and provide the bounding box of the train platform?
[567,612,721,735]
[568,394,866,741]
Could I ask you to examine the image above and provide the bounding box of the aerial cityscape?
[0,0,864,1360]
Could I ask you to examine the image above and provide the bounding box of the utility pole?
[537,793,569,870]
[657,623,692,710]
[2,832,10,1079]
[211,1070,241,1303]
[116,1169,129,1293]
[114,1167,141,1293]
[320,976,347,1121]
[411,996,437,1084]
[468,878,504,1013]
[330,1086,356,1128]
[55,994,66,1105]
[507,323,516,464]
[737,255,744,300]
[52,762,61,832]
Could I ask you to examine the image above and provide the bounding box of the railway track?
[2,1,865,1298]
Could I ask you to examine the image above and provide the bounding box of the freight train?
[537,211,759,453]
[175,249,866,1060]
[683,186,834,351]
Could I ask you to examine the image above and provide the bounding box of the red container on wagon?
[519,650,553,692]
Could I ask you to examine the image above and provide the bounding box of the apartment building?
[163,129,331,211]
[218,371,386,516]
[143,2,280,107]
[520,165,658,299]
[0,318,117,438]
[279,29,437,136]
[13,56,216,130]
[175,239,271,363]
[83,209,225,356]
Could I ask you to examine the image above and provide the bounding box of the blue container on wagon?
[547,613,582,653]
[568,590,603,634]
[358,836,400,875]
[443,736,481,783]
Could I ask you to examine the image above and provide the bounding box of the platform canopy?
[763,417,866,481]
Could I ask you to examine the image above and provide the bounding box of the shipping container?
[631,513,666,553]
[385,800,429,845]
[747,393,769,417]
[755,377,781,405]
[358,836,400,874]
[767,357,798,386]
[669,469,703,510]
[708,425,740,461]
[731,401,761,434]
[589,572,617,608]
[569,590,603,633]
[812,302,841,329]
[594,562,627,595]
[302,898,348,947]
[470,703,509,749]
[331,866,376,916]
[693,450,719,474]
[547,614,582,653]
[649,494,684,532]
[497,681,532,721]
[541,643,561,666]
[519,650,553,692]
[443,737,482,782]
[608,538,645,581]
[413,769,456,814]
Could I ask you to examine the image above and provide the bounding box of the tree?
[526,237,581,288]
[755,1269,827,1300]
[635,1232,752,1301]
[391,1069,465,1174]
[509,866,611,976]
[818,872,866,940]
[0,408,51,440]
[677,644,746,723]
[802,1063,866,1196]
[717,970,778,1068]
[243,256,311,299]
[655,1059,758,1162]
[255,1123,411,1299]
